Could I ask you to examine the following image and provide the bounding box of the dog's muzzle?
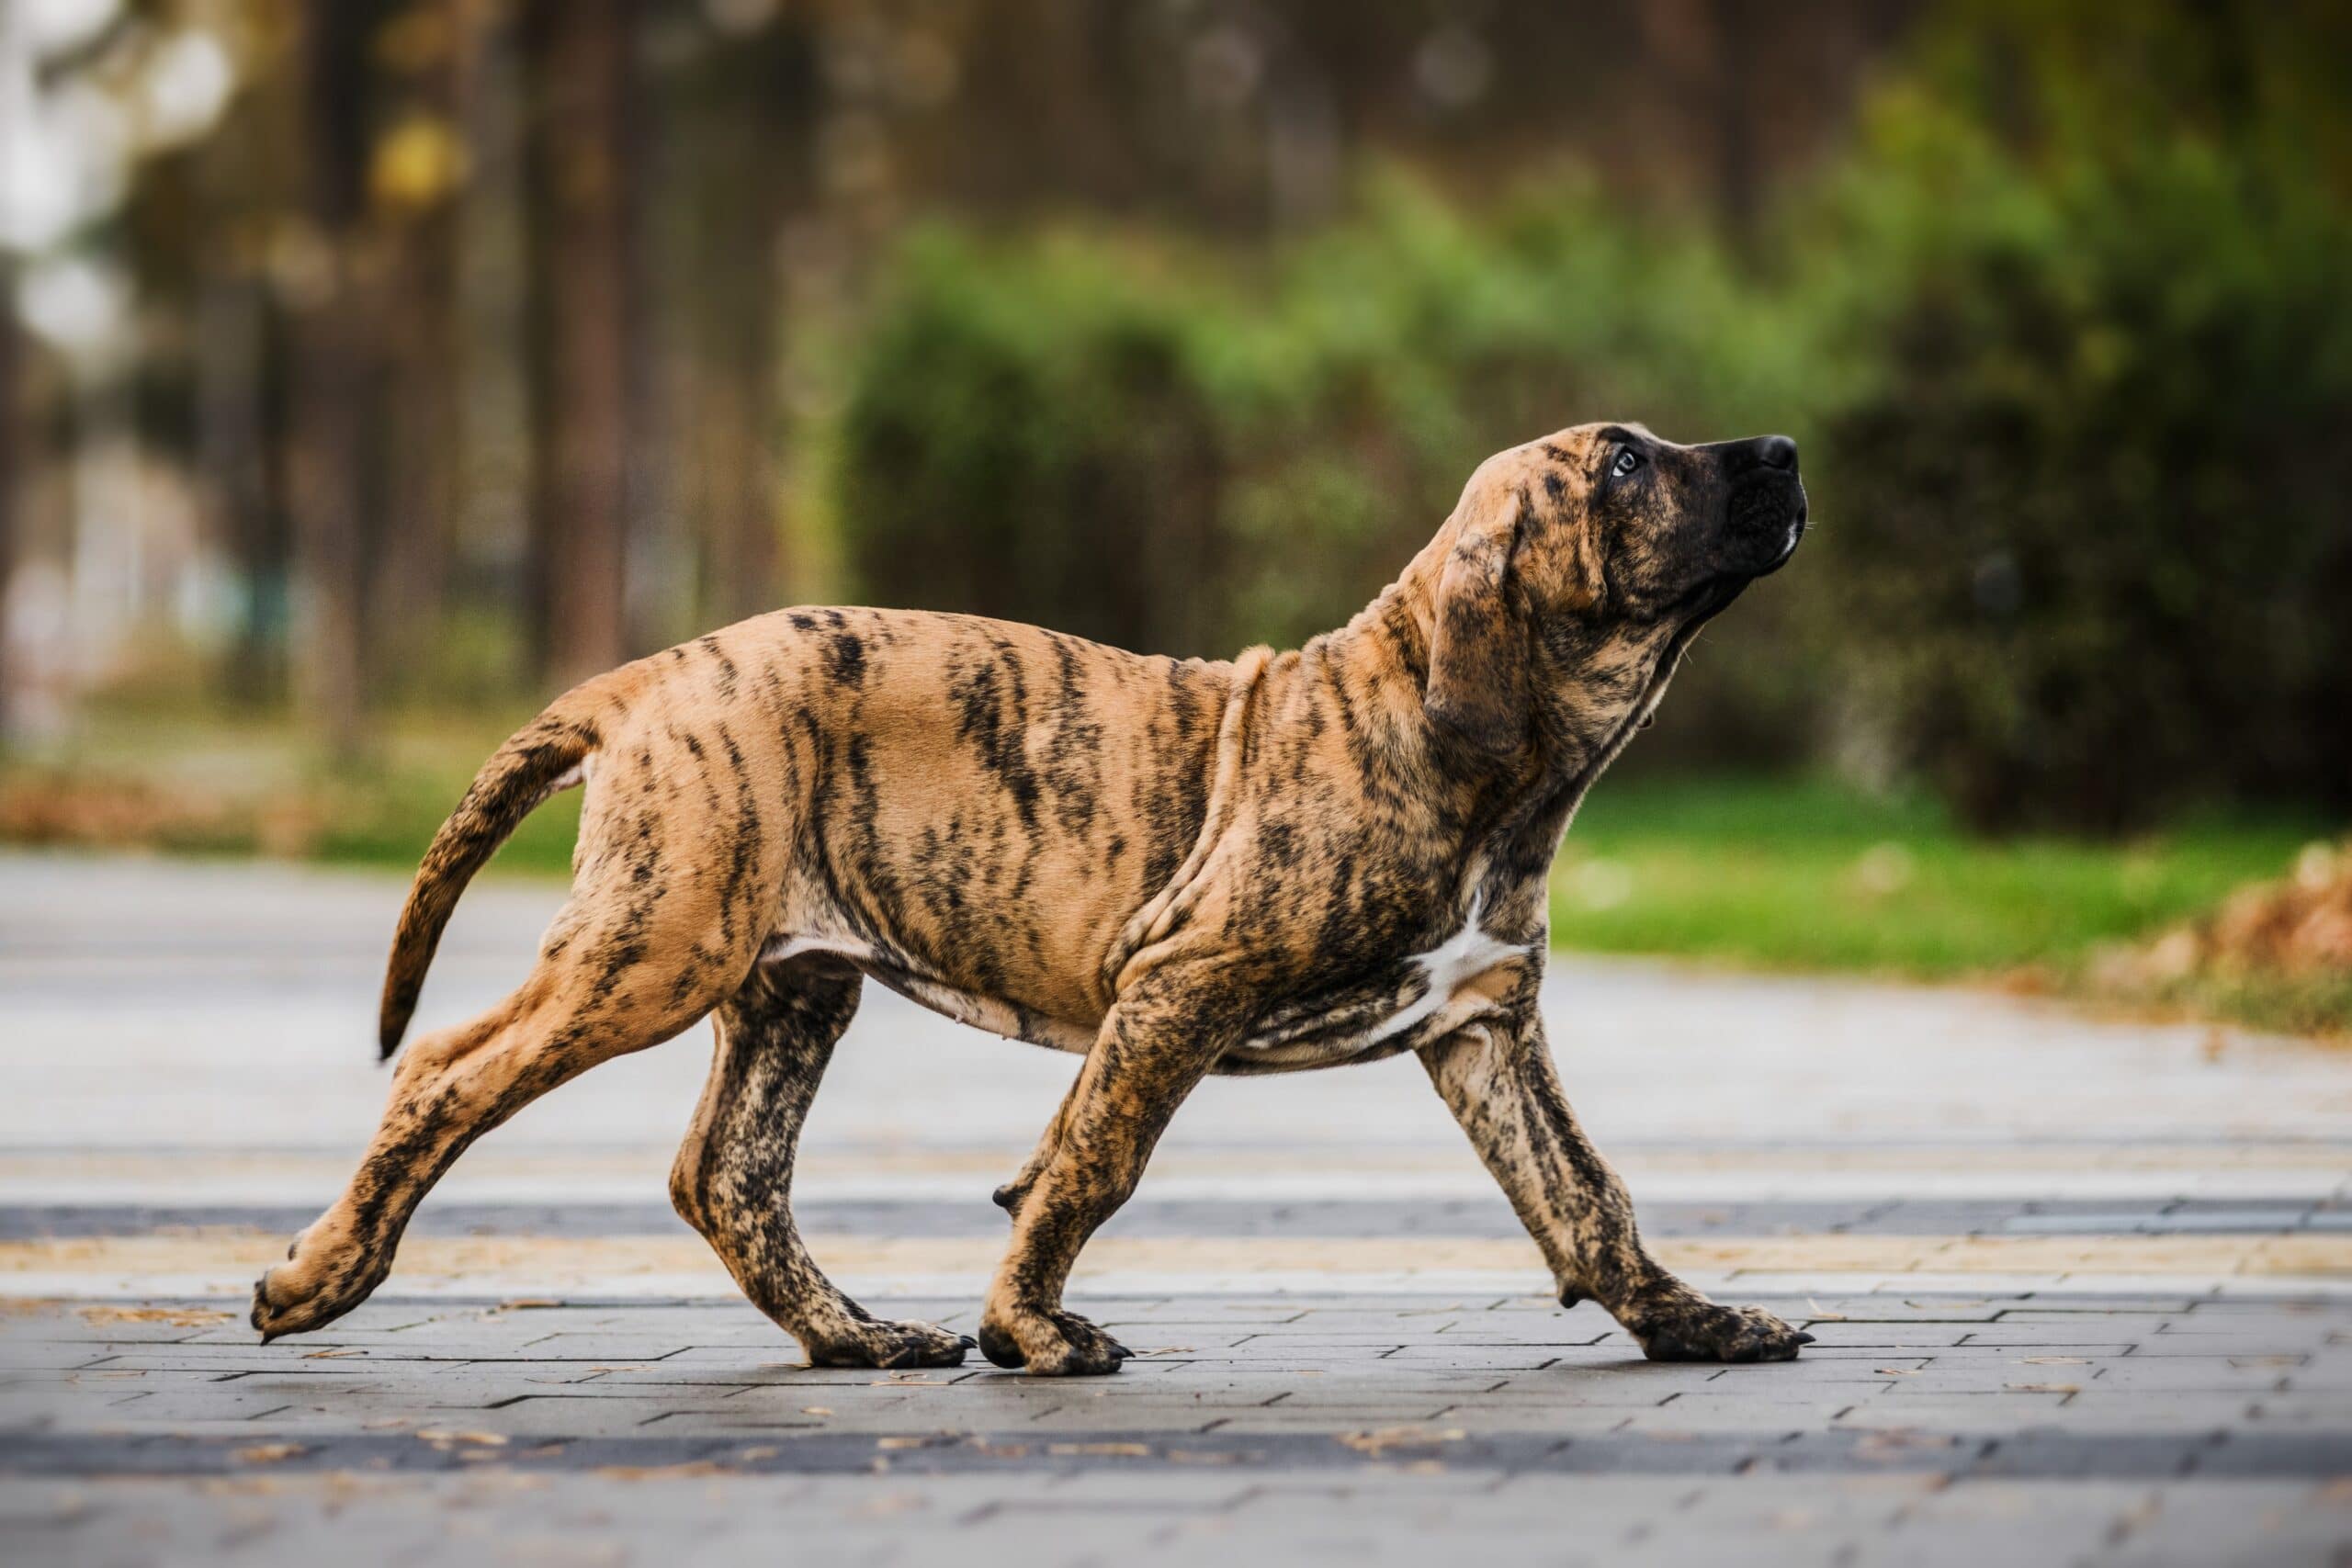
[1726,434,1806,577]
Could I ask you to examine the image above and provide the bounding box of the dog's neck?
[1310,527,1693,850]
[1347,530,1680,768]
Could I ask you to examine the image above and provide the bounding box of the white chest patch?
[1360,903,1523,1049]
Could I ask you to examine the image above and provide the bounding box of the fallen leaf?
[77,1306,232,1328]
[234,1443,306,1464]
[1047,1442,1148,1457]
[303,1348,361,1359]
[965,1438,1031,1459]
[489,1298,563,1313]
[415,1429,508,1448]
[2006,1382,2080,1394]
[801,1405,833,1416]
[1338,1427,1460,1458]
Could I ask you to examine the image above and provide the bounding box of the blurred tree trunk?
[375,0,470,694]
[200,275,294,706]
[0,253,17,746]
[682,18,818,627]
[1709,0,1764,248]
[191,31,300,710]
[524,0,637,687]
[1643,0,1768,249]
[285,0,379,759]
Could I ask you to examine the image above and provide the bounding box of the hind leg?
[254,896,756,1340]
[671,960,971,1368]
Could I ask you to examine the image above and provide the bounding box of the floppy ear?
[1424,474,1530,755]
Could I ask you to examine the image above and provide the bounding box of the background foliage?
[5,0,2348,1027]
[835,1,2352,831]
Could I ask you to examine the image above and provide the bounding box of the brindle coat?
[253,423,1815,1373]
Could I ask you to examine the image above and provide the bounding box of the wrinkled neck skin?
[1285,528,1720,923]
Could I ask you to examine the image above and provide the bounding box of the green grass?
[1549,775,2325,980]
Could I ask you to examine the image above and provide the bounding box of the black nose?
[1758,434,1799,472]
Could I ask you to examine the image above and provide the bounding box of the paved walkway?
[2,852,2347,1564]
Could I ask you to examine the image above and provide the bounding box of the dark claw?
[958,1335,978,1348]
[1795,1331,1816,1344]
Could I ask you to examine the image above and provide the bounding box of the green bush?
[1805,9,2352,830]
[837,231,1233,656]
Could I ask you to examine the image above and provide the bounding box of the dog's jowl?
[253,423,1815,1374]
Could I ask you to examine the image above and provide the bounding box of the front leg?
[1421,1012,1812,1363]
[978,969,1235,1375]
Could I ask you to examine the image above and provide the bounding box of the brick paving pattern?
[2,854,2346,1565]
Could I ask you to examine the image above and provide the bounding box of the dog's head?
[1421,423,1807,757]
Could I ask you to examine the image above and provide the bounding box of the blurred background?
[1,0,2347,1032]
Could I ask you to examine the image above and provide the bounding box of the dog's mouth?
[1678,495,1807,604]
[1752,502,1809,577]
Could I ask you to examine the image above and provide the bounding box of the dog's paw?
[804,1319,975,1371]
[976,1306,1132,1377]
[1634,1299,1813,1364]
[251,1233,382,1343]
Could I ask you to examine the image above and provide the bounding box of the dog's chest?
[1224,906,1530,1072]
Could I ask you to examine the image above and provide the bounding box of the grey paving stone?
[10,853,2352,1563]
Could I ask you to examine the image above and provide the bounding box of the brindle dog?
[252,422,1814,1374]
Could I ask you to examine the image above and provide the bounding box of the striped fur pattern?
[254,423,1815,1374]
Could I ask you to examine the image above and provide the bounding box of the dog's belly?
[763,931,1101,1053]
[765,914,1528,1076]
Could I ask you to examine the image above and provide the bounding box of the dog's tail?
[377,699,601,1060]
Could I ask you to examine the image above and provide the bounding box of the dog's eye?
[1611,448,1643,478]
